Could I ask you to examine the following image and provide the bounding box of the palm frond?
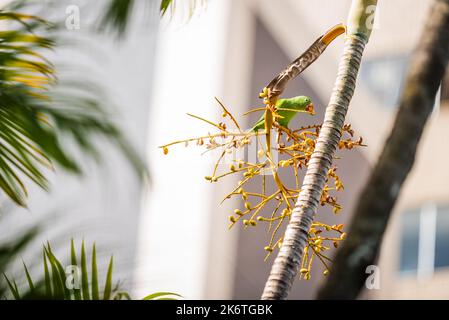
[2,238,179,300]
[0,11,147,206]
[100,0,136,36]
[143,291,182,300]
[160,0,173,15]
[0,226,38,297]
[0,227,38,274]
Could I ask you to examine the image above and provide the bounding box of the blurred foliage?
[1,237,180,300]
[0,10,145,206]
[101,0,137,35]
[101,0,207,35]
[0,1,179,301]
[142,291,181,300]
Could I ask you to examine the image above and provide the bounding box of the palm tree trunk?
[317,0,449,299]
[261,0,378,300]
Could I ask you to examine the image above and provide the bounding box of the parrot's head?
[290,96,315,115]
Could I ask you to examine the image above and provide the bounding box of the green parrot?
[250,95,314,132]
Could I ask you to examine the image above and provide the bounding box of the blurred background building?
[1,0,448,300]
[139,0,449,299]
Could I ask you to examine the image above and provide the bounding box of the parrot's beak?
[306,102,315,115]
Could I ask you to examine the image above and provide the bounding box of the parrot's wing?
[277,109,294,128]
[251,114,266,131]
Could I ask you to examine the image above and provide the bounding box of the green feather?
[250,96,313,131]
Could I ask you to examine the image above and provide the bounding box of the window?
[359,56,408,109]
[435,207,449,268]
[399,209,420,273]
[399,204,449,278]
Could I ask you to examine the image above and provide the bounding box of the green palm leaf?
[101,0,206,35]
[80,240,90,300]
[103,256,114,300]
[143,292,182,300]
[70,239,82,300]
[100,0,136,36]
[91,243,99,300]
[3,240,126,300]
[22,262,34,292]
[43,248,52,297]
[3,274,20,299]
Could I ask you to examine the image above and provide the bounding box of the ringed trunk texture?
[261,33,366,301]
[317,0,449,299]
[262,0,377,300]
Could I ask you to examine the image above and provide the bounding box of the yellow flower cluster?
[160,92,364,280]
